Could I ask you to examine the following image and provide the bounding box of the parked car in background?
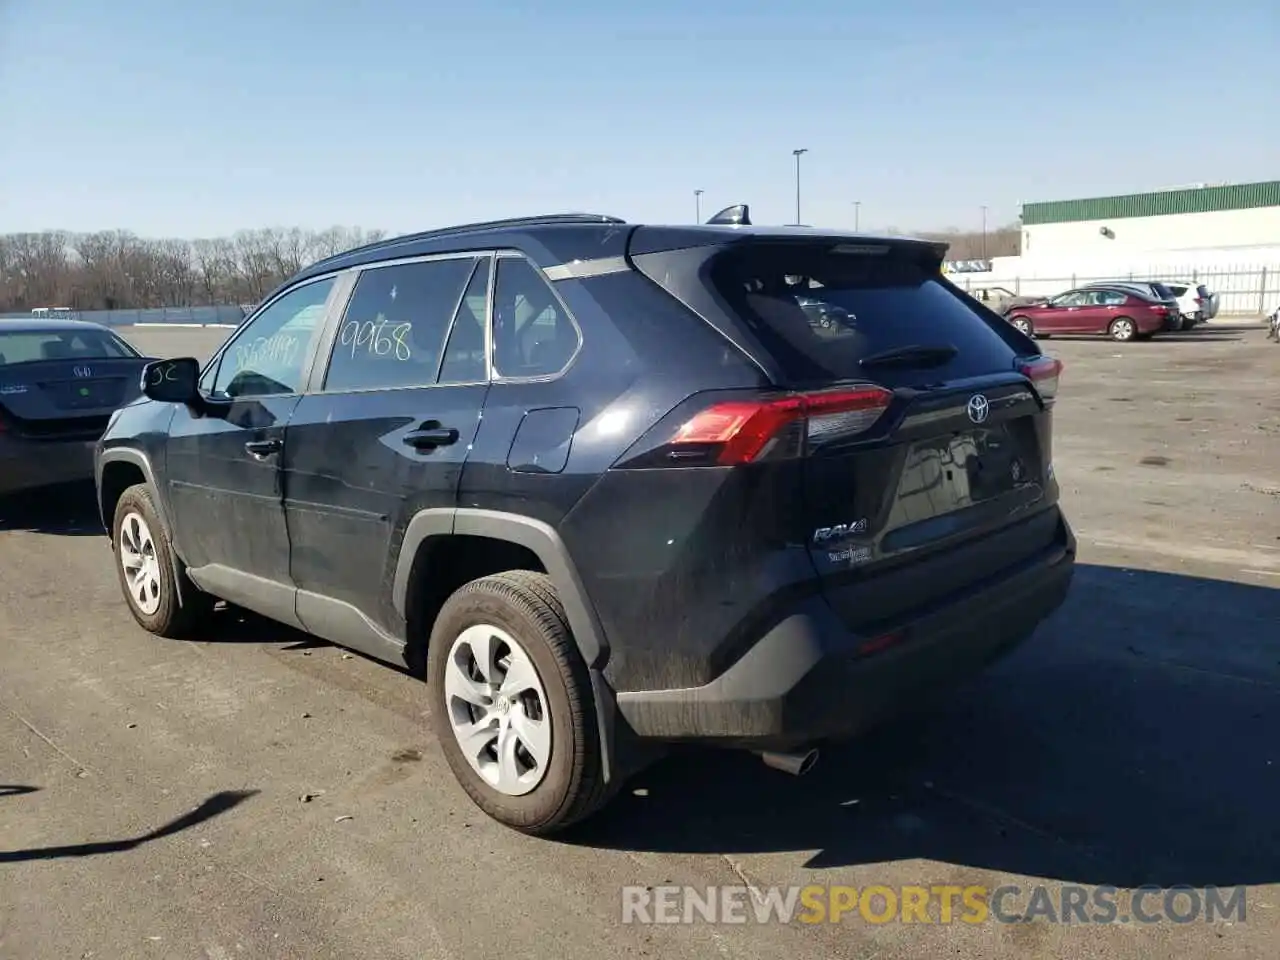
[962,285,1034,315]
[1078,281,1182,331]
[0,318,151,497]
[1157,280,1219,328]
[1005,284,1174,341]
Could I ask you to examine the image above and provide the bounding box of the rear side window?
[706,243,1018,384]
[492,256,580,379]
[1166,284,1188,297]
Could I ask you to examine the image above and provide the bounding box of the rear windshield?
[0,329,137,365]
[1197,285,1210,298]
[1149,283,1175,300]
[706,243,1018,384]
[1166,284,1188,296]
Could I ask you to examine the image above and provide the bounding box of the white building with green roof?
[1020,181,1280,259]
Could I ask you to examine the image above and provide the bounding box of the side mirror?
[141,357,202,405]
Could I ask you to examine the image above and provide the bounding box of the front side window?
[211,278,335,398]
[492,256,580,379]
[323,257,477,392]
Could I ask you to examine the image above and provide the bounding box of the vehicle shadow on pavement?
[0,785,40,798]
[0,482,104,536]
[192,606,329,651]
[0,789,258,863]
[573,564,1280,890]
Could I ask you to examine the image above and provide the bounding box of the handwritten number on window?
[339,319,412,360]
[233,334,302,371]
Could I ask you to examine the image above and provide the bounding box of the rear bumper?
[0,436,97,497]
[615,513,1076,750]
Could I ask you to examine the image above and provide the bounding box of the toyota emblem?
[72,365,93,379]
[966,394,990,424]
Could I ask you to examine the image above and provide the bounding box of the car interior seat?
[41,340,74,360]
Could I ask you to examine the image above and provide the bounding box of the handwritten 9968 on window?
[339,317,413,361]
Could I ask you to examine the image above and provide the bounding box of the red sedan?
[1005,286,1174,342]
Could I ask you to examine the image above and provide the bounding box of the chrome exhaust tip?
[757,748,820,777]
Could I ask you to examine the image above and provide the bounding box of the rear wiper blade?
[858,343,958,368]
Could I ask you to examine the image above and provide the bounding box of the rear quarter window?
[706,243,1020,385]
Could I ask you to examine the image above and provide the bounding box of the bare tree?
[0,220,1020,315]
[0,226,384,313]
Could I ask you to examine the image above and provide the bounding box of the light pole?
[792,148,808,225]
[980,205,988,260]
[852,200,861,231]
[694,189,704,222]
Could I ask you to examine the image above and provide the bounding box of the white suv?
[1159,280,1219,329]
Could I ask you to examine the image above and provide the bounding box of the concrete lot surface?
[1,322,1277,959]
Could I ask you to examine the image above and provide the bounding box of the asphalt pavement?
[1,321,1277,959]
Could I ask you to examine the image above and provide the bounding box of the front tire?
[112,483,213,638]
[426,571,613,835]
[1009,315,1034,337]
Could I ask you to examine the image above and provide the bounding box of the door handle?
[244,438,282,459]
[403,425,459,450]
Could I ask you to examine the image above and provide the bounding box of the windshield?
[0,329,138,365]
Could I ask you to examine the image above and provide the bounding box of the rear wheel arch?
[393,508,608,668]
[393,507,619,783]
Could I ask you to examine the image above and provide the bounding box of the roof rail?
[311,213,627,269]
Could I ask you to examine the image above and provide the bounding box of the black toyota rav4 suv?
[95,208,1075,834]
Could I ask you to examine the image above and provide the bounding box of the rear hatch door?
[691,238,1064,627]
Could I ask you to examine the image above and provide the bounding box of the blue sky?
[1,0,1276,239]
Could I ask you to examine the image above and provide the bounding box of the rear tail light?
[1150,304,1169,313]
[657,386,893,466]
[1017,355,1061,405]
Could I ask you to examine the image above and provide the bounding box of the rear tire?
[1108,316,1137,341]
[426,570,614,835]
[112,483,214,638]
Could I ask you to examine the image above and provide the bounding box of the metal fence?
[950,266,1277,316]
[0,305,246,327]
